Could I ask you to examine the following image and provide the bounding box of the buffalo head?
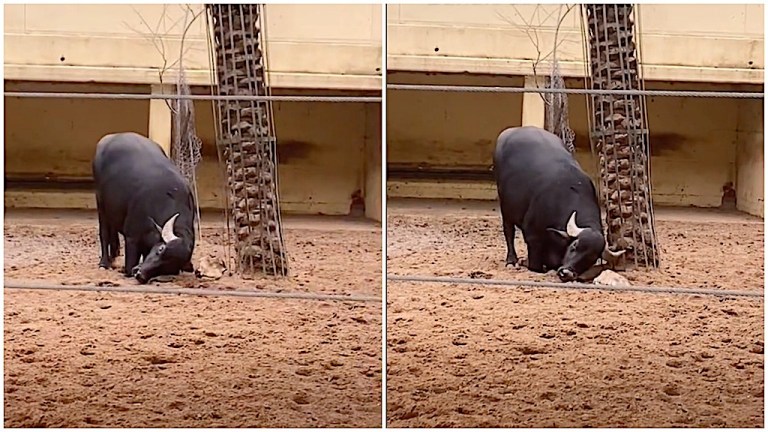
[134,213,193,284]
[547,211,625,282]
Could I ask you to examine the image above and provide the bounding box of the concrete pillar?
[521,75,546,128]
[148,83,174,157]
[735,99,764,218]
[364,103,382,222]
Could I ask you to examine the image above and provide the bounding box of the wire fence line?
[6,86,764,101]
[387,84,765,99]
[387,274,763,299]
[3,92,382,103]
[4,280,382,303]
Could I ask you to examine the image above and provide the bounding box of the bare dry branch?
[124,4,204,112]
[495,4,577,103]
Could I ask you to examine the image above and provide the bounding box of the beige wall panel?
[387,73,524,169]
[267,43,381,78]
[4,34,212,81]
[4,83,150,177]
[4,4,25,32]
[636,4,758,36]
[4,4,382,89]
[266,4,379,42]
[387,4,764,83]
[20,4,207,36]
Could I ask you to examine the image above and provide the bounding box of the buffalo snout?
[134,270,150,284]
[557,267,577,282]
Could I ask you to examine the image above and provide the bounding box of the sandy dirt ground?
[4,210,382,428]
[386,199,764,428]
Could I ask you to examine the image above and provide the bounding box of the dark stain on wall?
[573,132,686,156]
[201,138,316,164]
[201,138,219,157]
[277,140,315,164]
[473,138,494,149]
[573,134,592,151]
[720,181,737,209]
[349,189,366,217]
[647,133,686,156]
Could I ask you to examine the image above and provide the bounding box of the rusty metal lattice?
[206,4,289,276]
[585,4,660,269]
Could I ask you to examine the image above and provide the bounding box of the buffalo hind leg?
[108,229,120,261]
[96,204,113,269]
[502,219,519,266]
[98,225,112,269]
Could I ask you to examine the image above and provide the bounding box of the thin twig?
[124,4,204,112]
[496,4,577,104]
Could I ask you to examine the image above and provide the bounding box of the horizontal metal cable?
[4,92,382,103]
[4,280,382,303]
[387,274,763,299]
[387,84,765,99]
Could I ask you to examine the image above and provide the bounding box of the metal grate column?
[585,4,660,269]
[206,4,289,276]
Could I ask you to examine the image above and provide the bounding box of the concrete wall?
[4,4,382,90]
[5,82,382,220]
[388,73,524,170]
[386,4,764,217]
[570,81,763,211]
[4,4,383,221]
[387,75,764,216]
[190,89,381,217]
[4,82,150,178]
[387,4,764,84]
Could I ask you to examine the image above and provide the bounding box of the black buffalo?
[92,132,196,284]
[493,126,624,282]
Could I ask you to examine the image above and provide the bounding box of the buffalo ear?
[149,217,163,235]
[182,261,194,273]
[547,227,570,239]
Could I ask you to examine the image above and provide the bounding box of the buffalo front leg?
[502,219,519,266]
[523,239,548,273]
[123,239,141,277]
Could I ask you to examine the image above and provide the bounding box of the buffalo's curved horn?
[161,213,180,243]
[565,211,586,238]
[602,245,625,262]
